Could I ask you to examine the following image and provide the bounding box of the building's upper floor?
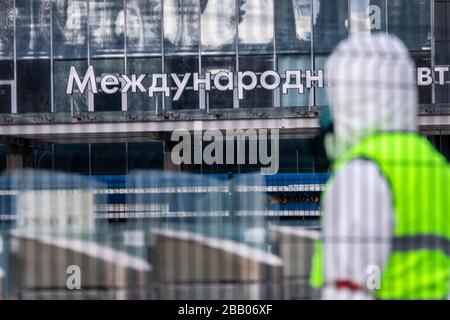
[0,0,449,125]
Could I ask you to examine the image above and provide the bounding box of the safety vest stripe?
[392,235,450,256]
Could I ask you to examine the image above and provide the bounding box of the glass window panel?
[52,0,88,59]
[387,0,431,51]
[0,60,14,80]
[93,57,125,75]
[238,55,273,108]
[436,41,450,65]
[412,52,432,104]
[275,0,313,53]
[314,55,328,107]
[127,57,162,112]
[0,145,8,172]
[91,143,127,175]
[313,0,348,54]
[89,0,125,56]
[350,0,386,35]
[278,55,310,107]
[17,59,51,113]
[54,143,90,174]
[448,2,450,41]
[202,56,235,109]
[16,0,51,57]
[427,135,450,161]
[435,2,450,68]
[164,56,199,110]
[127,142,164,171]
[92,58,125,112]
[163,0,199,53]
[434,1,447,41]
[439,136,450,162]
[0,84,12,113]
[200,0,236,52]
[278,139,303,173]
[33,149,53,170]
[54,59,89,113]
[126,0,162,54]
[436,84,450,104]
[238,0,274,53]
[0,0,14,58]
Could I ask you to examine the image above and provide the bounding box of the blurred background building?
[0,0,449,299]
[0,0,447,176]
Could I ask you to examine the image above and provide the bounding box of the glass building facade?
[0,0,446,113]
[0,0,448,174]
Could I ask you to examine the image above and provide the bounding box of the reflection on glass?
[123,0,161,54]
[276,0,318,52]
[202,56,235,109]
[278,55,310,107]
[0,0,14,58]
[33,149,53,169]
[313,0,348,53]
[388,0,431,51]
[350,0,370,34]
[238,0,273,51]
[54,60,88,113]
[201,0,236,51]
[164,56,199,110]
[350,0,385,35]
[16,0,51,57]
[127,58,162,112]
[92,58,124,112]
[164,0,199,52]
[89,0,124,55]
[292,0,317,41]
[54,144,90,174]
[17,59,51,113]
[53,0,88,58]
[239,55,273,108]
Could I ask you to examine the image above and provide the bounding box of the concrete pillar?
[6,154,23,170]
[163,140,180,172]
[163,151,180,172]
[6,153,33,170]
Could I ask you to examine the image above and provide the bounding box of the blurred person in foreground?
[309,34,450,299]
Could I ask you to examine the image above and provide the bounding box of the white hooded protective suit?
[321,34,419,299]
[324,34,418,159]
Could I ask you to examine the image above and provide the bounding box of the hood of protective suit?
[324,34,418,160]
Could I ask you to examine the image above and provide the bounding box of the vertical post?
[12,0,17,114]
[163,141,180,172]
[227,172,236,220]
[50,0,54,112]
[272,0,280,108]
[198,0,203,111]
[123,0,128,111]
[234,0,240,109]
[160,0,166,113]
[431,0,436,104]
[88,143,92,175]
[309,0,315,112]
[87,0,94,112]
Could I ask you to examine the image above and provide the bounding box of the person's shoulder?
[329,158,388,192]
[337,158,382,177]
